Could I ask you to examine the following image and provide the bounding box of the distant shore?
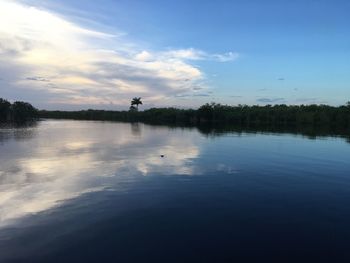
[39,102,350,128]
[1,98,350,131]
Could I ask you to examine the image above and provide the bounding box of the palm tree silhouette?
[131,97,142,110]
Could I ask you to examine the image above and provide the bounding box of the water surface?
[1,120,350,262]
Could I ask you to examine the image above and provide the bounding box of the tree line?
[39,102,350,129]
[0,98,38,123]
[1,96,349,130]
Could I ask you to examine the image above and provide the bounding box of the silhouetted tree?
[131,97,142,110]
[0,98,11,122]
[0,98,38,123]
[129,105,137,112]
[11,101,38,122]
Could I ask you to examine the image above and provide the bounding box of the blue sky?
[0,0,349,109]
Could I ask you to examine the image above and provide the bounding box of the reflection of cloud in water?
[0,120,200,227]
[136,145,199,175]
[217,164,239,175]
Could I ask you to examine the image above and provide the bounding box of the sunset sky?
[0,0,349,110]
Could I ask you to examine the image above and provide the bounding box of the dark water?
[1,120,350,262]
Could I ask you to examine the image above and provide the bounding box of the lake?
[1,120,350,262]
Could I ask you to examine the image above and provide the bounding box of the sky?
[0,0,349,110]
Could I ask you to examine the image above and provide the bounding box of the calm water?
[1,120,350,262]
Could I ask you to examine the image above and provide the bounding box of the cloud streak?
[256,97,286,104]
[0,0,238,109]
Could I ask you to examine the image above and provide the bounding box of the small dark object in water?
[160,155,164,158]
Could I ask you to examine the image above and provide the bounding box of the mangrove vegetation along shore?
[1,96,349,132]
[39,102,350,128]
[0,98,38,123]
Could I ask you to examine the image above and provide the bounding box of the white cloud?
[162,48,206,60]
[137,48,239,62]
[211,51,240,62]
[0,0,238,109]
[135,51,153,61]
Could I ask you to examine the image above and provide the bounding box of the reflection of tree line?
[0,98,38,123]
[0,122,37,142]
[38,102,350,143]
[130,122,142,136]
[195,123,350,143]
[124,122,350,144]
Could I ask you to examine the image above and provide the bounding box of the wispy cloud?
[175,92,212,98]
[0,0,238,109]
[295,98,327,104]
[26,76,50,82]
[256,97,286,103]
[160,48,239,62]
